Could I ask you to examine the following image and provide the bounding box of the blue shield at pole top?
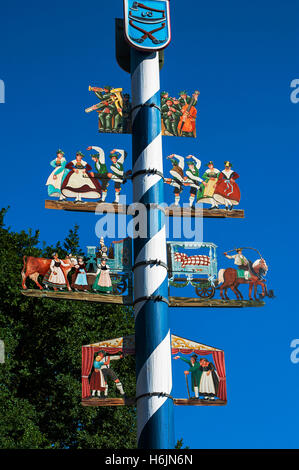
[123,0,171,51]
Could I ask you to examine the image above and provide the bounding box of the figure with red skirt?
[61,151,102,203]
[213,161,241,210]
[89,351,109,398]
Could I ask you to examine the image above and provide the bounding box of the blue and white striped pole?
[130,49,174,449]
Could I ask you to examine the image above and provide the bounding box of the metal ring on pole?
[133,295,170,307]
[127,202,166,215]
[131,168,165,181]
[144,203,166,213]
[132,259,169,272]
[131,102,161,113]
[135,392,174,403]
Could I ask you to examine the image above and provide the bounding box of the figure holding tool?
[174,354,203,400]
[177,90,200,137]
[85,86,123,133]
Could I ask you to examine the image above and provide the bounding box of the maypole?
[19,0,274,454]
[130,48,174,449]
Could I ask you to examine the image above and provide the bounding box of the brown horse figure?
[217,259,269,301]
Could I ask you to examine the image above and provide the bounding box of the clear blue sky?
[1,0,298,449]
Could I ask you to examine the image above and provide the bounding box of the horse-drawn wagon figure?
[218,247,274,302]
[167,241,218,299]
[21,238,273,303]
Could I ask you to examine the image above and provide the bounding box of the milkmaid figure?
[42,253,69,291]
[165,154,185,206]
[224,248,250,280]
[184,155,203,207]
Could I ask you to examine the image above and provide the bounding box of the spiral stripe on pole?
[131,49,174,449]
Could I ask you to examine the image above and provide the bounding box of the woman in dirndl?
[73,257,89,291]
[46,149,69,200]
[213,161,241,210]
[196,161,220,209]
[199,359,219,400]
[89,351,108,398]
[61,151,102,203]
[43,253,69,291]
[92,255,112,294]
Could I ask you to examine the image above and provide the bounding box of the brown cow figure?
[21,255,76,291]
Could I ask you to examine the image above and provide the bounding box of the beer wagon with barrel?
[167,241,218,299]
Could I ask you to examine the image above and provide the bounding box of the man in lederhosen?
[107,149,127,204]
[161,98,182,136]
[165,154,185,206]
[87,145,109,202]
[185,155,203,207]
[96,351,125,398]
[95,86,115,132]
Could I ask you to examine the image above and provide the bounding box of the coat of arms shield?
[123,0,171,51]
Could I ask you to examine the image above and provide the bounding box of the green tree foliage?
[0,209,136,449]
[175,438,190,449]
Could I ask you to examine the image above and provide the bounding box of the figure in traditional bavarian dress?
[161,91,169,107]
[161,98,182,136]
[61,151,102,203]
[46,149,69,200]
[43,253,69,291]
[177,90,199,137]
[87,146,109,203]
[198,358,219,401]
[73,257,89,292]
[184,155,203,207]
[89,351,109,398]
[197,161,220,209]
[96,86,121,133]
[107,149,127,204]
[92,253,113,294]
[93,351,125,398]
[165,154,185,206]
[213,161,241,210]
[224,248,250,280]
[174,354,203,400]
